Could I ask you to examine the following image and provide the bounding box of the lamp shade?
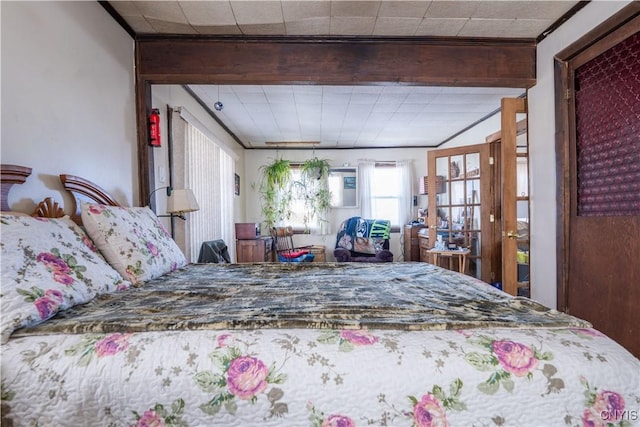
[167,189,199,214]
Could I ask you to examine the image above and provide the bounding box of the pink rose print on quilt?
[16,287,64,320]
[579,377,628,427]
[318,329,379,351]
[413,393,449,427]
[307,402,356,427]
[340,330,379,346]
[407,379,466,427]
[491,340,539,377]
[132,399,186,427]
[464,335,560,395]
[95,333,130,358]
[227,356,269,400]
[195,335,288,418]
[65,333,132,367]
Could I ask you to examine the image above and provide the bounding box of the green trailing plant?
[257,158,293,230]
[299,157,333,233]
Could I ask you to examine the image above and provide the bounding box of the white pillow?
[80,203,187,285]
[0,215,131,343]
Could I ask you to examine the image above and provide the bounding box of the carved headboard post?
[59,174,121,225]
[1,164,33,211]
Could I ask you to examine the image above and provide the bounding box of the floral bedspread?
[2,263,639,426]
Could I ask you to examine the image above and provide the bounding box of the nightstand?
[236,237,274,263]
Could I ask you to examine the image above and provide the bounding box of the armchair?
[333,217,393,262]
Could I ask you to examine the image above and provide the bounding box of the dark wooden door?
[567,217,639,357]
[557,13,640,357]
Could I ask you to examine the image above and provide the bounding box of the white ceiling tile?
[192,25,242,35]
[285,17,331,35]
[323,92,352,104]
[294,92,323,104]
[236,92,269,103]
[331,1,381,17]
[458,18,517,38]
[377,90,409,100]
[397,103,425,113]
[266,92,296,104]
[373,17,421,35]
[378,1,430,18]
[230,1,284,25]
[404,92,437,104]
[146,18,197,34]
[424,1,478,19]
[180,1,236,26]
[109,1,143,17]
[324,86,353,94]
[415,18,467,36]
[330,17,376,35]
[282,1,331,20]
[349,93,380,104]
[136,1,187,22]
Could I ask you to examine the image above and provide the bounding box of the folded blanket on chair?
[335,217,391,255]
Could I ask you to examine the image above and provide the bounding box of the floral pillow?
[0,214,131,343]
[80,203,187,285]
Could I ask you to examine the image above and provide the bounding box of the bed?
[1,165,639,427]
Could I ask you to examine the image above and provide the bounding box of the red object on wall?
[149,108,161,147]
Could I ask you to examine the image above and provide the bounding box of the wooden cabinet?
[236,237,274,263]
[403,224,425,261]
[419,234,430,262]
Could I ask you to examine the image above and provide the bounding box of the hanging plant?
[299,157,332,233]
[256,158,293,230]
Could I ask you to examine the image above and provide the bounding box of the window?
[288,167,306,229]
[371,165,401,225]
[287,166,330,234]
[359,160,413,227]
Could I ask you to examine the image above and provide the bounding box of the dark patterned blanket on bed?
[13,262,589,337]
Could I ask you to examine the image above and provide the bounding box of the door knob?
[506,230,518,239]
[430,225,438,230]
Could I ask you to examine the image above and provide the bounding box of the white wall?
[1,1,136,211]
[244,147,431,261]
[441,1,632,308]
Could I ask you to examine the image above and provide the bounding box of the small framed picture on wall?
[234,173,240,196]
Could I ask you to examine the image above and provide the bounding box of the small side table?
[427,248,471,274]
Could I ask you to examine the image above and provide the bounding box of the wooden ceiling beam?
[136,36,536,88]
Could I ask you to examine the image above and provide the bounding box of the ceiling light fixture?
[214,85,223,111]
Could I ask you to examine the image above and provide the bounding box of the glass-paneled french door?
[427,143,497,283]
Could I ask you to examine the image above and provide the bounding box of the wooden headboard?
[1,165,120,221]
[59,174,121,224]
[1,164,32,211]
[1,164,65,218]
